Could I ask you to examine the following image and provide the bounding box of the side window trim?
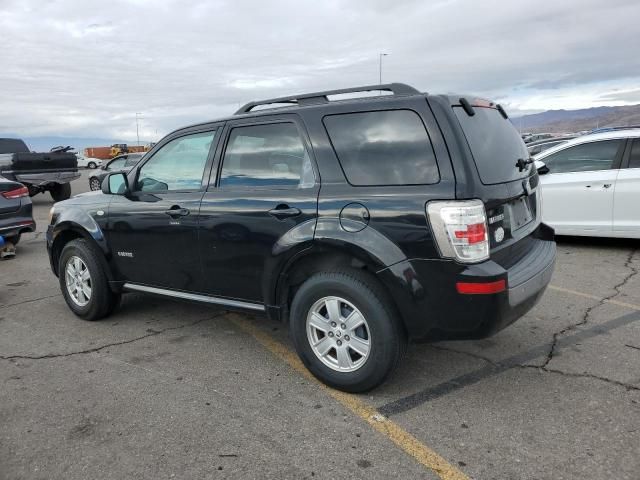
[133,127,220,193]
[211,117,318,191]
[543,139,626,175]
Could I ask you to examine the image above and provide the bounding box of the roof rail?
[235,83,421,115]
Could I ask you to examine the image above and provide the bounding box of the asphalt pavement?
[1,170,639,479]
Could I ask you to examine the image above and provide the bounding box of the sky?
[1,0,640,142]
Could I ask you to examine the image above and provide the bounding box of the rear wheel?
[89,177,101,191]
[50,183,71,201]
[58,239,120,320]
[289,270,406,392]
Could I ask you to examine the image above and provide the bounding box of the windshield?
[454,106,531,185]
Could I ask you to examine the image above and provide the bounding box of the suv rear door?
[198,114,319,303]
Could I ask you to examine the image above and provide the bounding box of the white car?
[76,155,102,169]
[534,129,640,239]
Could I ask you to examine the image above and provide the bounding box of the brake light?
[454,223,486,244]
[1,186,29,199]
[426,200,490,263]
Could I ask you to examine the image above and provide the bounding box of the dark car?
[0,176,35,245]
[88,153,144,191]
[46,83,556,392]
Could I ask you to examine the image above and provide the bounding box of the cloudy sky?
[1,0,639,142]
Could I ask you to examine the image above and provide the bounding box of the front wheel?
[88,161,97,169]
[59,239,120,320]
[289,270,406,392]
[89,177,101,191]
[50,183,71,201]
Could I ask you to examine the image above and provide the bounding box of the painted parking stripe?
[228,314,469,480]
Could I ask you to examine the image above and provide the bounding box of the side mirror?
[535,160,549,175]
[102,172,130,195]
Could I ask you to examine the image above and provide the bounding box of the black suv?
[46,83,555,392]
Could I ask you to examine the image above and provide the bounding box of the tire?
[50,183,71,201]
[58,238,121,321]
[289,270,406,392]
[88,162,97,169]
[89,177,101,191]
[4,234,20,245]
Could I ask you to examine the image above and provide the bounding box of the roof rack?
[235,83,421,115]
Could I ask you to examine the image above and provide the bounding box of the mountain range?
[513,104,640,134]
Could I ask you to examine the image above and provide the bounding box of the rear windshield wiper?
[515,157,533,172]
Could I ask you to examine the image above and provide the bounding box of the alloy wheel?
[306,296,371,372]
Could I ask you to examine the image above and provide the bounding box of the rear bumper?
[377,223,556,341]
[0,201,35,240]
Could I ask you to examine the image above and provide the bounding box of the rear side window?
[323,110,439,186]
[542,140,623,174]
[454,106,531,185]
[219,123,315,189]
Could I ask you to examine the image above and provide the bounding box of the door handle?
[164,206,190,217]
[268,204,301,219]
[603,183,612,189]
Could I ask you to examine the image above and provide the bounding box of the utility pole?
[135,112,143,146]
[379,53,388,85]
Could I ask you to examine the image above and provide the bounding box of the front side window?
[219,122,314,188]
[543,140,623,174]
[323,110,439,186]
[137,131,216,192]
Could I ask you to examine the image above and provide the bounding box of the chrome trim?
[123,283,265,311]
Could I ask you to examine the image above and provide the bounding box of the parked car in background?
[0,175,35,246]
[48,83,555,392]
[527,136,576,155]
[76,155,102,169]
[535,129,640,238]
[0,138,78,201]
[88,153,143,191]
[524,133,554,144]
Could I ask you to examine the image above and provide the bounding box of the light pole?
[379,53,388,85]
[135,112,143,146]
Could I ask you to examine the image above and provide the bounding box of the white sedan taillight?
[426,200,490,263]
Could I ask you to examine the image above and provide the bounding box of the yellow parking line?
[228,314,469,480]
[548,285,640,312]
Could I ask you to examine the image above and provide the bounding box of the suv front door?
[539,139,625,234]
[105,128,219,291]
[198,116,319,303]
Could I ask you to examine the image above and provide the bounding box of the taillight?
[1,186,29,199]
[426,200,490,263]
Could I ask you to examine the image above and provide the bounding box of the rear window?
[323,110,439,186]
[454,106,531,184]
[0,139,29,154]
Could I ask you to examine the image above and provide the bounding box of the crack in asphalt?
[540,248,638,369]
[1,293,62,309]
[518,364,640,392]
[430,345,639,393]
[0,312,226,361]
